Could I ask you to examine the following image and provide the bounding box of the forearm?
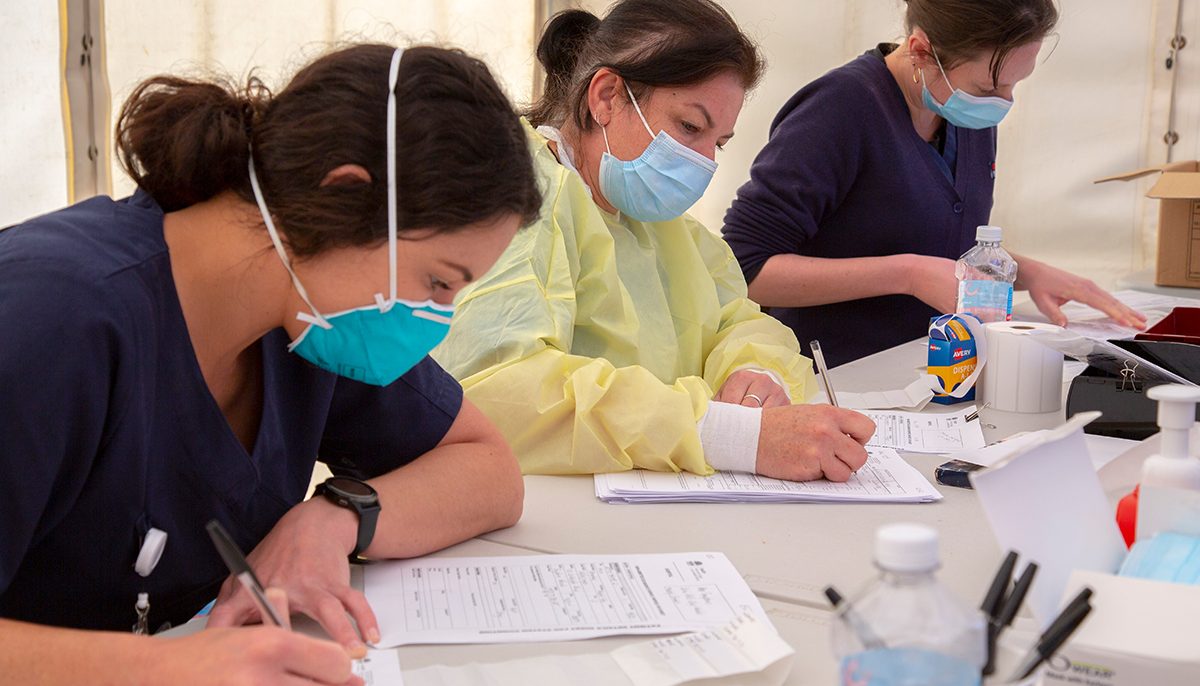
[361,437,523,559]
[747,253,916,307]
[0,620,154,686]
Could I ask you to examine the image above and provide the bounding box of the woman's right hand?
[152,589,362,686]
[755,404,876,482]
[904,254,958,314]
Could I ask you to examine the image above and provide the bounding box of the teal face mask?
[597,82,718,222]
[920,50,1013,130]
[248,48,454,386]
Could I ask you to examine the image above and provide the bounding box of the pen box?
[1039,570,1200,686]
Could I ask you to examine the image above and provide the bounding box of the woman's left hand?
[714,369,792,408]
[207,498,380,656]
[1017,257,1147,329]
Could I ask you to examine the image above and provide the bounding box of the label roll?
[979,321,1064,413]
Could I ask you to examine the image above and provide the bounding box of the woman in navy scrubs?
[0,44,540,684]
[723,0,1146,367]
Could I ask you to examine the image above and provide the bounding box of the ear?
[586,67,625,128]
[320,164,372,188]
[906,28,937,70]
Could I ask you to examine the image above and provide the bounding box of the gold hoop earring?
[912,66,920,83]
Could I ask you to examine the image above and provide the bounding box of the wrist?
[300,496,359,557]
[896,254,924,298]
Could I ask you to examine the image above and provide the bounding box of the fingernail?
[368,628,381,645]
[347,641,367,659]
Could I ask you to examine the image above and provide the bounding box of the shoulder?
[772,53,898,133]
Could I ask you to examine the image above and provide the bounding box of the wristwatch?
[314,476,381,560]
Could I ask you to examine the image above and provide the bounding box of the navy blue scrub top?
[0,191,463,632]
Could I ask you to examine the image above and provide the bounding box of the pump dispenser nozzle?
[1147,384,1200,460]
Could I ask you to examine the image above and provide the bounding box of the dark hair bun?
[536,9,600,80]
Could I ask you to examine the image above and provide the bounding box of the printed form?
[864,406,986,453]
[364,552,769,648]
[594,447,940,503]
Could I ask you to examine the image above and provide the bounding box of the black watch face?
[328,477,375,498]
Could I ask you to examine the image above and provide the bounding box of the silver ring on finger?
[744,393,764,407]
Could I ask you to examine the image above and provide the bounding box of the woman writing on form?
[723,0,1145,368]
[435,0,875,482]
[0,44,540,684]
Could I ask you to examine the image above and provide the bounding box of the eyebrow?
[440,260,474,283]
[685,102,736,139]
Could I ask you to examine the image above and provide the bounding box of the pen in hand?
[206,519,286,628]
[810,340,839,407]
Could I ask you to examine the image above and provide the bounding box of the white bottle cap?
[134,527,168,578]
[874,523,940,573]
[975,225,1002,242]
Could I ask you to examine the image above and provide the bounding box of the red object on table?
[1116,485,1139,548]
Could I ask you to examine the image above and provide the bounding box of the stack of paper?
[594,447,941,504]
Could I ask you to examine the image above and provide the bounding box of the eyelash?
[430,277,451,291]
[681,120,726,151]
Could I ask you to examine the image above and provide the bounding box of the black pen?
[824,585,885,650]
[994,561,1038,634]
[206,519,285,627]
[980,550,1019,675]
[1010,601,1093,681]
[1042,587,1093,639]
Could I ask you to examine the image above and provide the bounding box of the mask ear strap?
[248,154,328,326]
[385,47,404,306]
[930,46,955,91]
[622,80,655,139]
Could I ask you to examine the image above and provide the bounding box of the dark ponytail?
[116,44,542,258]
[527,0,764,130]
[116,76,267,214]
[532,9,601,126]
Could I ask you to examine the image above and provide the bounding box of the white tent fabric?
[103,0,538,199]
[0,3,68,228]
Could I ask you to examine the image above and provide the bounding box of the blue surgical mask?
[248,48,454,386]
[920,50,1013,130]
[597,82,717,222]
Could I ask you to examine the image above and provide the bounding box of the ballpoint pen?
[810,340,839,407]
[980,550,1019,675]
[824,585,885,650]
[1009,600,1093,681]
[206,519,286,627]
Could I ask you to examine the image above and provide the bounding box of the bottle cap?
[975,225,1003,242]
[874,523,939,572]
[134,527,168,577]
[1147,384,1200,431]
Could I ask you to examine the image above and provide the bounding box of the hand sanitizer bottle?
[1136,384,1200,541]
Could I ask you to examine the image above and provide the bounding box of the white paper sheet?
[838,377,935,411]
[356,650,405,685]
[1059,290,1200,341]
[970,419,1127,625]
[364,553,770,648]
[404,615,793,686]
[594,447,941,504]
[862,406,986,453]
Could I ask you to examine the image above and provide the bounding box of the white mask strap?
[623,81,655,139]
[386,47,403,304]
[930,46,955,92]
[248,154,328,325]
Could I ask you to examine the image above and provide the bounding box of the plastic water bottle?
[955,225,1018,323]
[831,523,986,685]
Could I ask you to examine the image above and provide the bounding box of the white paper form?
[403,614,793,686]
[863,406,986,453]
[594,447,941,504]
[1058,289,1200,341]
[838,377,935,411]
[355,650,404,685]
[364,553,770,648]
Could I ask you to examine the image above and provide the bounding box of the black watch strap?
[315,478,381,560]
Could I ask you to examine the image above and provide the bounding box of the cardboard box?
[1096,162,1200,289]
